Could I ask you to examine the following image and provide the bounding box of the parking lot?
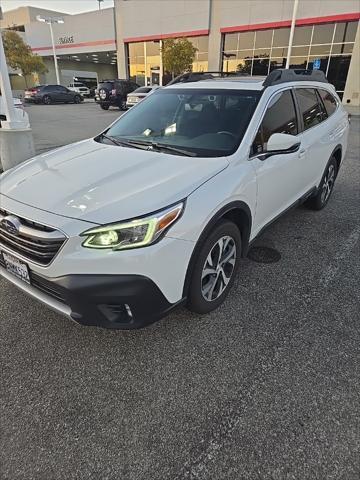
[1,102,359,480]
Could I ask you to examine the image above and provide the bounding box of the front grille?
[0,209,67,266]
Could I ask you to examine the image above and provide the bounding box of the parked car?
[0,69,349,329]
[24,85,83,105]
[95,79,139,110]
[67,82,90,97]
[0,95,29,128]
[126,86,159,108]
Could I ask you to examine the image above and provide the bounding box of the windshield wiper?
[98,133,147,150]
[125,139,197,157]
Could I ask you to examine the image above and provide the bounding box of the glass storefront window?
[291,45,310,56]
[238,31,255,50]
[289,57,308,69]
[224,33,238,51]
[312,24,335,44]
[273,28,290,47]
[293,26,313,45]
[222,20,358,96]
[253,58,270,75]
[253,48,271,58]
[334,22,358,43]
[255,30,272,48]
[331,43,354,55]
[327,56,352,93]
[309,44,332,55]
[271,47,288,57]
[127,36,208,85]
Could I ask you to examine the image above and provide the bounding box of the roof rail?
[167,71,240,86]
[263,69,328,87]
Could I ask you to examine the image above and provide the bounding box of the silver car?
[126,86,159,108]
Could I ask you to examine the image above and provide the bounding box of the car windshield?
[100,88,261,157]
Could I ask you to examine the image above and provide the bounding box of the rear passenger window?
[252,90,298,154]
[295,88,324,131]
[318,89,337,117]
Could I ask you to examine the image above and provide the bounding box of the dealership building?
[1,1,359,105]
[0,5,118,92]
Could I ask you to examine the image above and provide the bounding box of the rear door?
[60,86,74,102]
[251,89,305,230]
[293,87,335,189]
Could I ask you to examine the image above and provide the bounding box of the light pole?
[36,15,64,85]
[286,0,299,69]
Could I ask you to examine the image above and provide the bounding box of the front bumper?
[0,263,182,329]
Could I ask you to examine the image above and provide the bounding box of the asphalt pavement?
[0,103,359,480]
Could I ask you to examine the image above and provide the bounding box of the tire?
[100,104,110,110]
[306,156,338,210]
[74,95,81,104]
[42,95,51,105]
[187,220,241,314]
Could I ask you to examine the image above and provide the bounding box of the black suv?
[24,85,83,105]
[95,79,139,110]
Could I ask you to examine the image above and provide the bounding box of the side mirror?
[267,133,300,152]
[258,133,300,161]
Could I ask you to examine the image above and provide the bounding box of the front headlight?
[81,202,184,250]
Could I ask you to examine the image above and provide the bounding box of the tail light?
[111,89,116,95]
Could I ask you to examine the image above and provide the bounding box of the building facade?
[1,6,117,91]
[114,0,360,105]
[1,1,359,106]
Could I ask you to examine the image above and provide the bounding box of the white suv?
[67,82,90,97]
[0,69,349,329]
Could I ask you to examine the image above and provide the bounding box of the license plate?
[1,251,30,284]
[25,94,32,98]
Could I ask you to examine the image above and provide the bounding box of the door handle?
[299,149,306,159]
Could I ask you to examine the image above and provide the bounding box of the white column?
[49,22,60,84]
[159,40,163,86]
[0,30,18,127]
[286,0,299,69]
[144,41,148,86]
[343,21,360,107]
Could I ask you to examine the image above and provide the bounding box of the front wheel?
[100,104,110,110]
[42,95,51,105]
[74,95,82,104]
[187,220,241,314]
[306,157,338,210]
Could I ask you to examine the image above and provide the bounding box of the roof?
[164,69,329,91]
[165,77,266,91]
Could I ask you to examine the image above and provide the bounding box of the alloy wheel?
[201,235,237,302]
[321,164,335,204]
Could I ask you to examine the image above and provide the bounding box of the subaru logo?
[0,215,21,236]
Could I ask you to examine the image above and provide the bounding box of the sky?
[1,0,114,14]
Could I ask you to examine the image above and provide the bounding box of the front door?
[251,89,305,232]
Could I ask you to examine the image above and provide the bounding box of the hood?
[0,139,228,224]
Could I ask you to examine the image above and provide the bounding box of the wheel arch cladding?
[332,145,342,175]
[182,201,252,298]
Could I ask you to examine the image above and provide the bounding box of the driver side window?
[253,90,298,154]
